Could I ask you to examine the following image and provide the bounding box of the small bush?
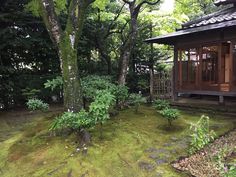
[159,108,180,126]
[129,93,146,113]
[50,110,92,132]
[114,85,129,106]
[189,115,216,154]
[26,98,49,111]
[153,99,170,110]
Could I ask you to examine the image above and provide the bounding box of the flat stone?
[149,154,160,160]
[170,136,178,141]
[145,147,159,153]
[156,159,167,165]
[138,161,156,172]
[163,143,172,147]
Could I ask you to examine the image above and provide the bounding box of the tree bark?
[39,0,92,112]
[149,23,154,102]
[118,0,160,85]
[59,35,82,112]
[118,2,137,85]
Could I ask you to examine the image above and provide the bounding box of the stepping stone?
[138,161,155,172]
[149,154,160,160]
[156,159,167,165]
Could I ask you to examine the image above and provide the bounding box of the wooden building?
[146,0,236,103]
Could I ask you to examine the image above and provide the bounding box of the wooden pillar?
[229,42,233,91]
[218,43,223,91]
[179,49,183,89]
[199,47,203,90]
[172,46,178,101]
[219,95,224,105]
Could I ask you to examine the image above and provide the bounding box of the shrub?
[22,87,40,99]
[159,108,180,126]
[26,98,49,111]
[189,115,216,154]
[114,85,129,107]
[50,110,92,132]
[129,93,146,113]
[89,90,115,138]
[153,99,170,110]
[44,76,63,91]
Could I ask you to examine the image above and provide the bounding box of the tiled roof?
[214,0,236,6]
[182,7,236,29]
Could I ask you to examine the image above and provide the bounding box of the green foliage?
[44,76,63,91]
[129,94,146,113]
[92,0,109,10]
[26,98,49,111]
[114,85,129,105]
[159,108,180,126]
[153,99,170,110]
[50,110,92,131]
[50,90,115,135]
[89,90,115,124]
[25,0,41,17]
[22,87,41,99]
[189,115,216,154]
[81,75,113,100]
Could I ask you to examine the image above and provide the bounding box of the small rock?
[138,161,155,172]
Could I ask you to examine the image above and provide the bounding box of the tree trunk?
[118,5,138,85]
[149,23,154,102]
[59,34,83,112]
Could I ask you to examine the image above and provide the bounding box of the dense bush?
[50,90,115,138]
[159,108,180,126]
[89,90,115,138]
[153,99,170,110]
[26,98,49,111]
[114,85,129,107]
[189,115,216,154]
[129,93,146,113]
[50,110,92,132]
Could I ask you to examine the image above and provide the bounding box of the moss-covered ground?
[0,106,235,177]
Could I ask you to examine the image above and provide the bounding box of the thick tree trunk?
[59,34,82,112]
[118,49,131,85]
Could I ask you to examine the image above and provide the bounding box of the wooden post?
[229,42,233,91]
[172,46,178,101]
[199,47,203,90]
[218,43,223,91]
[179,49,183,89]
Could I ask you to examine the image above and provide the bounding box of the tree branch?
[134,0,160,16]
[122,0,134,5]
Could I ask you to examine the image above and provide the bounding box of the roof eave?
[145,20,236,45]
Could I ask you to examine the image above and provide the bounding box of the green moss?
[0,106,235,177]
